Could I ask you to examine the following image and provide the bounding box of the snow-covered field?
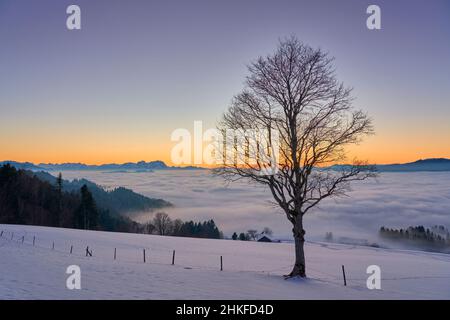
[1,224,449,299]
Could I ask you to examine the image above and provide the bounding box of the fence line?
[0,229,226,272]
[1,228,449,285]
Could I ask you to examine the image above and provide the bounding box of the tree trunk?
[286,215,306,278]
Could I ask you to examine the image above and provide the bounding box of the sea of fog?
[57,170,450,245]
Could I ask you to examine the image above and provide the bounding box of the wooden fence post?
[342,265,347,286]
[52,242,55,250]
[11,232,13,240]
[143,249,146,263]
[86,246,92,257]
[70,245,73,254]
[0,230,3,237]
[33,236,35,246]
[220,256,223,271]
[22,236,25,244]
[172,250,175,265]
[114,248,117,260]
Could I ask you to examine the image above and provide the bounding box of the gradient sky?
[1,0,449,165]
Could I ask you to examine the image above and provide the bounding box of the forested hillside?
[0,164,141,233]
[33,171,172,216]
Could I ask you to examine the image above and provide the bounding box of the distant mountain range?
[0,161,42,171]
[1,158,450,172]
[329,158,450,172]
[374,158,450,172]
[0,160,204,171]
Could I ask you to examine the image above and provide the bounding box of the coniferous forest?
[0,164,142,232]
[380,225,450,252]
[0,164,223,239]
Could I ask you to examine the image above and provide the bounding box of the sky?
[0,0,449,165]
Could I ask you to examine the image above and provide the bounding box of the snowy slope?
[1,224,449,299]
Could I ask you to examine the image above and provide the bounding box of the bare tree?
[215,37,376,278]
[247,229,259,241]
[145,222,156,235]
[153,212,173,236]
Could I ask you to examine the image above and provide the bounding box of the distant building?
[257,235,272,243]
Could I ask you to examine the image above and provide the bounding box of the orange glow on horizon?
[1,141,448,167]
[0,124,449,166]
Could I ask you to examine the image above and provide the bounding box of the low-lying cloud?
[59,170,450,243]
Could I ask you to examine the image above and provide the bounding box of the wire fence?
[1,228,449,289]
[0,229,255,273]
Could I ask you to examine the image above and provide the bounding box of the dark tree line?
[231,227,273,241]
[32,170,172,216]
[146,212,223,239]
[0,165,224,239]
[173,219,222,239]
[0,164,141,233]
[380,225,450,247]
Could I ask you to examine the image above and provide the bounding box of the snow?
[1,224,449,299]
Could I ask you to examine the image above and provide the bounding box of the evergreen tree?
[0,165,150,234]
[232,232,238,240]
[55,172,63,227]
[75,185,99,230]
[239,232,247,241]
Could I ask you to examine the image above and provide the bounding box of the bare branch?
[214,37,376,222]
